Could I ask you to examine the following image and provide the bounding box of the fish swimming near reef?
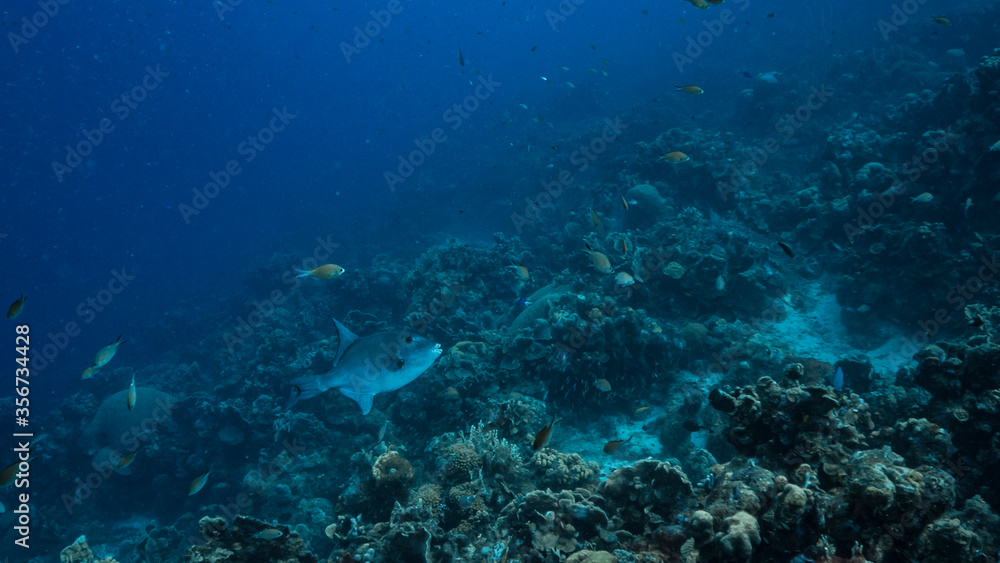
[188,468,212,496]
[288,319,442,415]
[254,528,284,540]
[532,416,560,451]
[603,435,632,454]
[91,334,125,369]
[833,366,845,391]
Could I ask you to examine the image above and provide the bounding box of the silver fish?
[288,320,442,415]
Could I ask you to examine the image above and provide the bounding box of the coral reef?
[530,448,600,491]
[60,535,120,563]
[184,516,318,563]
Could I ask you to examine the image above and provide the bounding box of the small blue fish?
[833,367,844,391]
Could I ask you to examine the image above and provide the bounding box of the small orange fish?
[634,406,650,414]
[620,196,629,211]
[296,264,345,280]
[7,294,27,319]
[511,261,530,280]
[532,416,560,451]
[930,16,951,26]
[590,208,600,228]
[676,85,704,95]
[603,435,633,454]
[117,450,138,468]
[657,151,689,163]
[619,239,629,255]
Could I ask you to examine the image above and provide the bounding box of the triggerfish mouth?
[288,319,442,415]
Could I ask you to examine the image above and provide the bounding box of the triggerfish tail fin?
[287,376,322,409]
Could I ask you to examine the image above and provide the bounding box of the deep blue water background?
[0,0,972,411]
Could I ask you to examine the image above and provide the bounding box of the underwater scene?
[3,0,1000,561]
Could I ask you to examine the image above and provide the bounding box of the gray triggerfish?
[288,319,442,415]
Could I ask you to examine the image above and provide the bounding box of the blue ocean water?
[3,0,863,403]
[2,0,1000,560]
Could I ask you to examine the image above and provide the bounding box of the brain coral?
[80,387,179,454]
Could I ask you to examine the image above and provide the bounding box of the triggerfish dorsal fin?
[332,319,360,367]
[340,388,375,415]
